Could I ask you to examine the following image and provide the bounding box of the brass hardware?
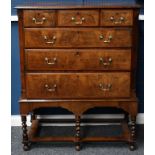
[81,17,85,21]
[103,35,113,43]
[110,16,125,24]
[110,16,114,21]
[99,35,113,43]
[99,57,112,66]
[45,57,57,65]
[120,17,125,21]
[32,17,46,24]
[99,35,104,40]
[71,16,85,25]
[44,35,56,44]
[44,84,57,92]
[71,17,76,21]
[99,83,112,91]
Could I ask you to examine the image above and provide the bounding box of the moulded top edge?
[15,2,141,10]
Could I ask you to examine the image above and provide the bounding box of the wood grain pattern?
[26,72,130,99]
[23,10,56,27]
[58,10,99,26]
[24,28,132,48]
[17,3,140,150]
[25,49,131,71]
[100,9,133,26]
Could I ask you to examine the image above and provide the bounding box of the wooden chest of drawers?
[16,0,141,151]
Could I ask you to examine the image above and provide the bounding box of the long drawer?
[25,49,131,71]
[26,73,130,99]
[24,28,132,48]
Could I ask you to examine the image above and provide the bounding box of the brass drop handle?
[99,83,112,91]
[32,17,46,25]
[45,84,57,92]
[71,17,85,25]
[99,35,104,40]
[103,35,113,43]
[45,57,57,65]
[99,35,113,43]
[99,57,112,66]
[110,16,125,24]
[44,35,56,44]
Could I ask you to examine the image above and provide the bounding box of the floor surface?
[11,125,144,155]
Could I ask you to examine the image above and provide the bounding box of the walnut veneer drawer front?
[26,73,130,99]
[24,28,132,48]
[23,10,56,27]
[26,49,131,71]
[101,10,133,26]
[58,10,99,26]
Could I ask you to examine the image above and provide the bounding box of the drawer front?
[58,10,99,26]
[26,73,130,99]
[25,28,132,48]
[26,49,131,71]
[100,10,133,26]
[23,10,56,27]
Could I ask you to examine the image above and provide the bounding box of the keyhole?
[76,12,80,15]
[75,51,80,56]
[37,13,40,16]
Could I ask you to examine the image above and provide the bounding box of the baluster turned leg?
[75,115,81,151]
[129,116,137,151]
[21,115,30,151]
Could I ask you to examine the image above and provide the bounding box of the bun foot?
[75,145,81,151]
[23,142,31,151]
[23,144,31,151]
[129,143,136,151]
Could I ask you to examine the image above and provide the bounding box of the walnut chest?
[16,0,141,151]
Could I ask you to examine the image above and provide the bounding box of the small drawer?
[58,10,99,26]
[25,49,131,71]
[23,10,56,27]
[100,10,133,26]
[26,73,130,99]
[24,28,132,48]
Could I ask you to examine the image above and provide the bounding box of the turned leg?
[21,115,30,151]
[30,112,36,123]
[129,115,137,151]
[75,115,81,151]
